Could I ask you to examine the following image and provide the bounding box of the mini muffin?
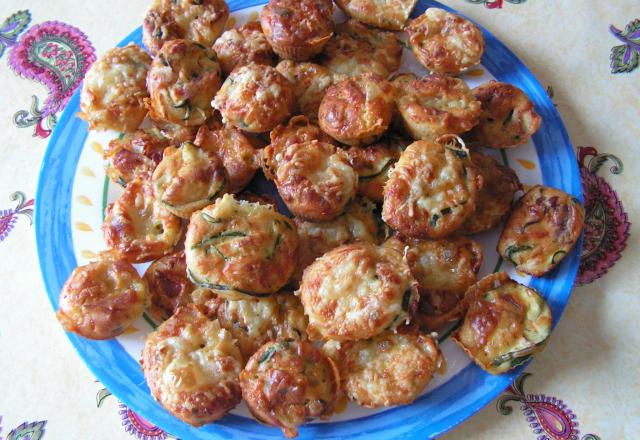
[345,134,408,202]
[192,289,308,360]
[264,140,358,221]
[342,331,442,407]
[141,304,243,425]
[57,254,148,340]
[335,0,418,31]
[103,177,182,263]
[406,8,484,75]
[276,61,336,121]
[319,73,395,146]
[143,0,229,55]
[298,238,419,341]
[470,81,542,148]
[213,21,275,75]
[382,139,481,239]
[213,63,294,133]
[405,237,483,329]
[498,186,585,276]
[453,272,553,374]
[104,129,170,187]
[395,74,481,140]
[460,151,522,234]
[185,194,298,299]
[260,0,334,60]
[292,196,383,285]
[79,44,150,131]
[240,339,339,438]
[151,113,224,145]
[146,39,222,126]
[144,251,195,322]
[322,19,402,78]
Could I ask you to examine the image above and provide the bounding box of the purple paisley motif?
[119,403,172,440]
[0,192,34,242]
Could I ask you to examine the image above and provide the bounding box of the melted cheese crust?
[185,194,299,298]
[104,129,170,186]
[335,0,418,31]
[276,61,337,121]
[213,21,275,75]
[103,177,182,263]
[142,305,243,426]
[407,8,485,75]
[453,272,552,374]
[57,255,148,339]
[319,73,395,146]
[240,339,339,438]
[298,238,419,341]
[79,44,150,132]
[143,0,229,55]
[146,39,221,127]
[144,251,195,322]
[498,186,585,276]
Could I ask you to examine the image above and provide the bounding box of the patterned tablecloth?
[0,0,637,439]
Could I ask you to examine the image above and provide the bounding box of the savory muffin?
[453,272,553,374]
[342,331,442,407]
[335,0,418,31]
[142,0,229,55]
[192,289,308,360]
[498,185,585,276]
[470,81,542,148]
[57,253,148,340]
[213,21,275,75]
[382,139,480,239]
[260,0,334,60]
[298,238,419,341]
[144,251,195,322]
[213,63,294,133]
[240,339,339,438]
[103,177,182,263]
[318,73,395,146]
[460,151,522,234]
[185,194,298,299]
[146,39,222,126]
[406,8,485,75]
[79,44,150,132]
[275,61,337,121]
[405,237,483,329]
[141,304,243,425]
[395,74,481,140]
[322,19,402,78]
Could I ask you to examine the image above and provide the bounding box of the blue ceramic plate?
[36,0,583,438]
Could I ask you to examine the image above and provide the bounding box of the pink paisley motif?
[119,403,171,440]
[0,192,34,242]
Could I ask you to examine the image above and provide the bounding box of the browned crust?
[144,251,195,322]
[213,21,276,75]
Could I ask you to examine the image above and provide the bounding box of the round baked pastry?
[322,19,402,78]
[57,254,148,340]
[192,289,308,360]
[453,272,553,374]
[185,194,298,299]
[213,21,275,75]
[260,0,334,60]
[335,0,418,31]
[406,8,484,75]
[79,44,150,132]
[240,339,339,438]
[103,177,182,263]
[142,0,229,55]
[144,251,195,322]
[382,139,481,239]
[275,61,336,121]
[342,331,442,407]
[213,63,294,133]
[146,39,222,127]
[470,81,542,148]
[318,73,395,146]
[395,74,481,140]
[460,151,522,234]
[141,304,243,425]
[405,237,482,329]
[498,185,585,276]
[298,238,419,341]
